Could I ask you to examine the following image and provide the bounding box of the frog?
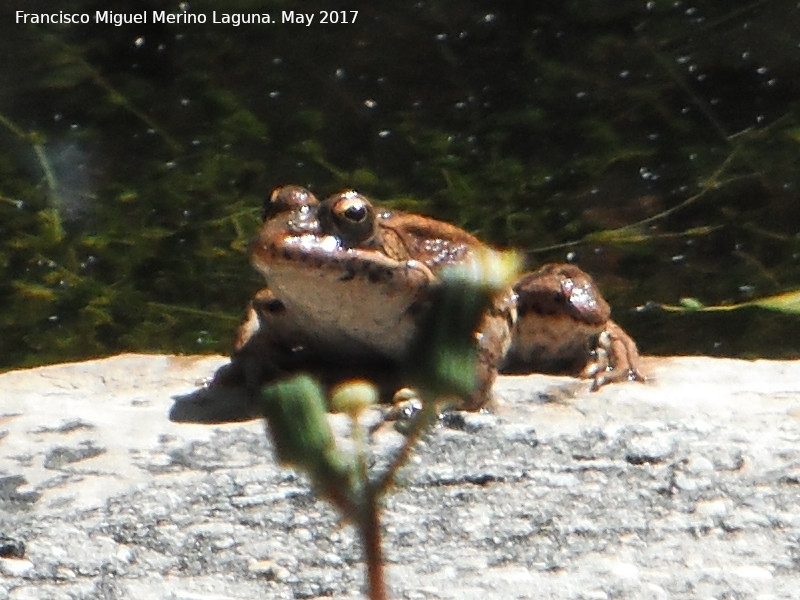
[208,185,644,413]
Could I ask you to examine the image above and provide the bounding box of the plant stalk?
[360,497,387,600]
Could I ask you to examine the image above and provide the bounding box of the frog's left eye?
[320,190,377,247]
[335,197,370,224]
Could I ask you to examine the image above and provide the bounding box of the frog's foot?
[582,320,646,390]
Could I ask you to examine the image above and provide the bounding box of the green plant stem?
[375,397,440,495]
[0,112,61,211]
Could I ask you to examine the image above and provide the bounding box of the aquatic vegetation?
[2,1,800,367]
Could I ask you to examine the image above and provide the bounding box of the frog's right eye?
[264,185,318,220]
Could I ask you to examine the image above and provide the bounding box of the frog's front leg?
[582,320,646,390]
[210,287,311,391]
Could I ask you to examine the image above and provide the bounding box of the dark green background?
[2,0,800,369]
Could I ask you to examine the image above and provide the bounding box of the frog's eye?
[264,185,318,220]
[335,197,370,224]
[320,190,377,247]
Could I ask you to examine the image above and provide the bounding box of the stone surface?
[1,353,799,599]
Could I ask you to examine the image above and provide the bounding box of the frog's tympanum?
[209,185,644,413]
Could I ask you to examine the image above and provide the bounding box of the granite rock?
[1,354,799,599]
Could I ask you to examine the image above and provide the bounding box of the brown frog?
[210,185,643,412]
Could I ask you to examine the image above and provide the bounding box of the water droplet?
[364,99,377,108]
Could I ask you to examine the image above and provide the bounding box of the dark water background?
[2,0,800,370]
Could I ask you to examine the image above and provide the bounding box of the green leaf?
[261,374,357,502]
[659,290,800,314]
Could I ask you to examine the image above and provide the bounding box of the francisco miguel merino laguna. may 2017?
[14,10,352,26]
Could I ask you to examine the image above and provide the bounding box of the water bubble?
[80,256,97,271]
[363,98,377,109]
[639,166,659,181]
[195,330,214,346]
[738,284,756,297]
